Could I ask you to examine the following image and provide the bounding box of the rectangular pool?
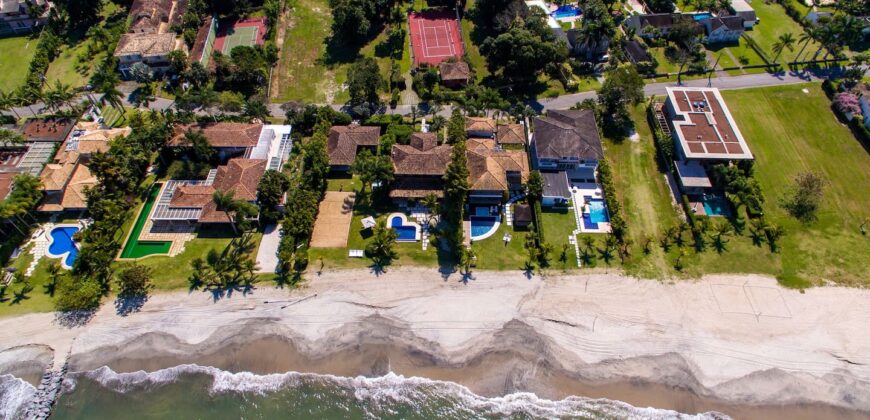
[582,197,610,230]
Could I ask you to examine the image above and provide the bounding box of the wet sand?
[90,333,867,419]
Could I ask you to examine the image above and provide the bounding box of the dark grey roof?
[709,16,744,32]
[532,109,603,160]
[541,171,571,199]
[513,203,532,223]
[624,40,652,63]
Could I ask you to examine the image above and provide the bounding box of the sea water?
[21,365,724,419]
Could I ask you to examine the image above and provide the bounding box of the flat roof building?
[664,87,753,161]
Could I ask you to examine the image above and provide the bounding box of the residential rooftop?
[665,87,753,160]
[532,109,603,161]
[170,122,264,149]
[21,118,75,143]
[466,139,529,192]
[114,32,181,57]
[327,125,381,167]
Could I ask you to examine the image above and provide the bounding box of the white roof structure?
[665,87,753,161]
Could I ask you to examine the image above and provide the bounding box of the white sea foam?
[0,374,36,420]
[79,365,728,419]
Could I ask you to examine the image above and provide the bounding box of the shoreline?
[1,268,869,417]
[72,326,866,419]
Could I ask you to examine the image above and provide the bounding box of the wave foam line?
[80,365,726,419]
[0,374,37,420]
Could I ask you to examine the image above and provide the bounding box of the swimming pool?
[691,12,712,21]
[389,215,419,241]
[46,226,80,269]
[552,5,581,18]
[581,197,610,230]
[470,216,500,241]
[701,194,730,217]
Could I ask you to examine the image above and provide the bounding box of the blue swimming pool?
[691,12,712,21]
[552,5,581,18]
[47,226,80,269]
[582,197,610,230]
[389,216,418,241]
[470,216,499,240]
[701,194,730,217]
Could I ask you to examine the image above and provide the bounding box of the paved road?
[5,69,834,120]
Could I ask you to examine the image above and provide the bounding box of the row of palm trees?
[0,65,127,123]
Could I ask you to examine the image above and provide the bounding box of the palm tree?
[771,33,795,64]
[0,90,19,119]
[794,29,817,64]
[421,193,439,227]
[212,189,241,236]
[14,86,36,115]
[710,220,734,252]
[99,83,126,124]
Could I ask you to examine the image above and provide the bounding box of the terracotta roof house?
[496,123,525,146]
[129,0,174,33]
[170,122,264,160]
[115,0,187,78]
[439,61,471,88]
[466,138,529,203]
[327,125,381,171]
[664,87,752,193]
[389,132,452,200]
[465,117,497,138]
[38,124,132,212]
[114,32,186,78]
[150,123,293,224]
[531,109,603,206]
[0,172,15,201]
[21,118,75,143]
[703,16,745,43]
[624,13,702,39]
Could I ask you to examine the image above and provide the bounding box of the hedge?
[597,158,627,242]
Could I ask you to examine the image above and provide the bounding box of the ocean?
[2,366,722,419]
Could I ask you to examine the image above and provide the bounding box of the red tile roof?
[170,123,263,148]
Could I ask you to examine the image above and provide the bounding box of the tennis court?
[212,17,268,54]
[409,11,465,66]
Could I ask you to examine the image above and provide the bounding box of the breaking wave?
[0,374,36,420]
[74,364,728,419]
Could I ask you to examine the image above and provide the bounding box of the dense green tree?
[56,0,102,27]
[331,0,371,41]
[347,57,384,106]
[471,0,529,32]
[54,277,103,312]
[282,188,320,240]
[115,264,153,298]
[301,132,331,192]
[366,218,398,266]
[526,170,543,201]
[781,172,825,222]
[446,108,467,144]
[646,0,675,12]
[257,170,291,222]
[480,22,567,83]
[597,64,644,131]
[350,148,394,193]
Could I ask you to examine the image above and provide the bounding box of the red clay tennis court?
[212,17,268,54]
[409,11,465,66]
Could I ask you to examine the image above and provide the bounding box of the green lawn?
[274,0,410,103]
[45,1,125,88]
[327,175,362,192]
[460,0,490,81]
[539,207,579,271]
[742,0,819,64]
[0,248,60,317]
[720,84,870,286]
[0,35,38,91]
[649,47,681,74]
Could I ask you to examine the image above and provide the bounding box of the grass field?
[741,1,819,64]
[0,35,38,91]
[720,84,870,286]
[45,1,124,88]
[274,0,412,103]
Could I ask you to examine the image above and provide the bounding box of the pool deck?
[571,185,612,234]
[387,213,422,242]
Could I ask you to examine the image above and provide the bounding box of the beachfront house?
[530,109,603,206]
[152,123,292,227]
[38,123,133,213]
[662,87,753,214]
[326,124,381,173]
[169,122,282,161]
[389,133,452,205]
[466,138,529,204]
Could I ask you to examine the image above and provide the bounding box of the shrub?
[833,92,861,115]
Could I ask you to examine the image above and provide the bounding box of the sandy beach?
[1,268,869,418]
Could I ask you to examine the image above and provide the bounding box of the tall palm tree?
[771,32,795,64]
[99,83,125,125]
[794,29,817,64]
[212,189,241,236]
[0,90,19,119]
